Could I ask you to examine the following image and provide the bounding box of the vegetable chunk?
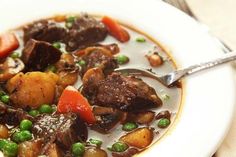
[120,128,153,149]
[6,72,58,109]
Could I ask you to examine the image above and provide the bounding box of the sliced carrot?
[0,33,19,58]
[57,86,95,124]
[102,16,130,42]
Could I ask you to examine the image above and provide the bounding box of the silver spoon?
[115,51,236,87]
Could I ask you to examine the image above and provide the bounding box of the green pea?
[66,16,76,23]
[52,42,61,49]
[19,130,32,142]
[1,95,9,104]
[65,22,73,29]
[89,138,102,147]
[28,110,39,117]
[115,55,129,65]
[122,122,138,131]
[3,141,18,157]
[10,52,20,59]
[111,141,128,152]
[0,139,9,150]
[72,142,85,156]
[38,104,53,114]
[136,37,146,43]
[20,119,32,131]
[158,118,171,128]
[12,130,32,143]
[46,65,57,73]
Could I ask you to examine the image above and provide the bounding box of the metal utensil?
[115,51,236,86]
[162,0,232,53]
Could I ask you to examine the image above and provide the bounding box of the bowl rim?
[0,0,235,157]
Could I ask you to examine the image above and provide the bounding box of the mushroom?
[0,57,24,82]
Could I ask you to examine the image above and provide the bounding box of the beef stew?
[0,14,182,157]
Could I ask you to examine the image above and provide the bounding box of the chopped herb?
[94,63,101,67]
[66,16,76,23]
[65,22,73,29]
[136,37,146,42]
[77,60,86,66]
[89,138,103,147]
[10,52,20,58]
[52,42,61,49]
[46,65,57,73]
[0,91,6,97]
[161,94,170,101]
[107,146,113,151]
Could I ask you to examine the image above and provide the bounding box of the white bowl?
[0,0,235,157]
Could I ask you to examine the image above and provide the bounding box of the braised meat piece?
[93,73,162,111]
[22,39,61,71]
[75,46,118,76]
[0,101,33,126]
[32,113,87,150]
[65,15,108,51]
[91,106,126,133]
[23,20,66,44]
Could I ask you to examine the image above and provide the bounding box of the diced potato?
[83,147,107,157]
[18,140,43,157]
[120,128,153,149]
[6,72,59,109]
[46,143,62,157]
[0,124,9,139]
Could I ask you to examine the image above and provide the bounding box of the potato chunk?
[18,140,43,157]
[46,143,62,157]
[7,72,58,109]
[83,147,107,157]
[120,128,153,149]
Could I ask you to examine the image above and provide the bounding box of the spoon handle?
[165,51,236,85]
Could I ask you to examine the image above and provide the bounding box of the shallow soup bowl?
[0,0,235,157]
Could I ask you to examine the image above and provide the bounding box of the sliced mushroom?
[127,111,155,124]
[0,57,24,82]
[91,106,127,134]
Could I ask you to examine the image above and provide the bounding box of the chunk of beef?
[23,20,66,44]
[22,39,61,71]
[0,101,33,126]
[75,46,118,76]
[32,113,87,151]
[91,106,127,134]
[93,73,162,111]
[65,15,108,51]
